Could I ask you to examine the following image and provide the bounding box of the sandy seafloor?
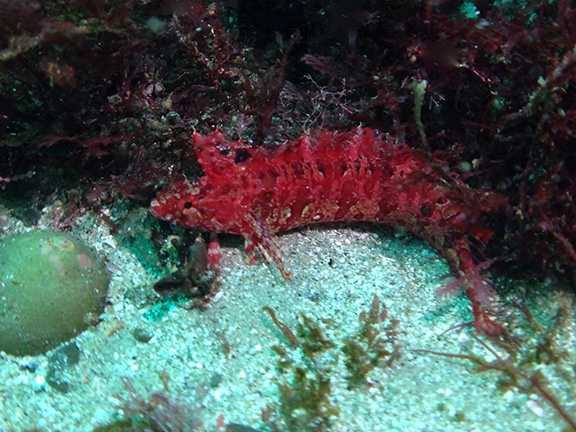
[0,203,575,432]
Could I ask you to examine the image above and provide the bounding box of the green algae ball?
[0,231,110,356]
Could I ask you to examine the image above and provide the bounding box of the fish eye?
[178,197,197,215]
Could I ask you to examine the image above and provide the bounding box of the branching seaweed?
[262,296,401,430]
[416,299,576,431]
[104,377,203,432]
[341,295,401,388]
[262,307,338,431]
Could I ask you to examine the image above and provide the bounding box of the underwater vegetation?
[91,292,576,431]
[262,297,401,431]
[0,0,575,282]
[1,0,576,430]
[417,291,576,431]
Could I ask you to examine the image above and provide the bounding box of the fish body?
[151,127,507,333]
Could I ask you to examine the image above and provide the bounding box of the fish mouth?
[149,198,166,219]
[150,195,181,223]
[150,198,159,211]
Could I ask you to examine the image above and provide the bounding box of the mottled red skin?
[151,127,508,334]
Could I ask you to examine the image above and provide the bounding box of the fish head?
[150,178,242,233]
[151,179,207,228]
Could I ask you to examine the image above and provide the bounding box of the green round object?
[0,231,110,356]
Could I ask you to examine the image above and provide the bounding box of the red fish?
[151,127,508,334]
